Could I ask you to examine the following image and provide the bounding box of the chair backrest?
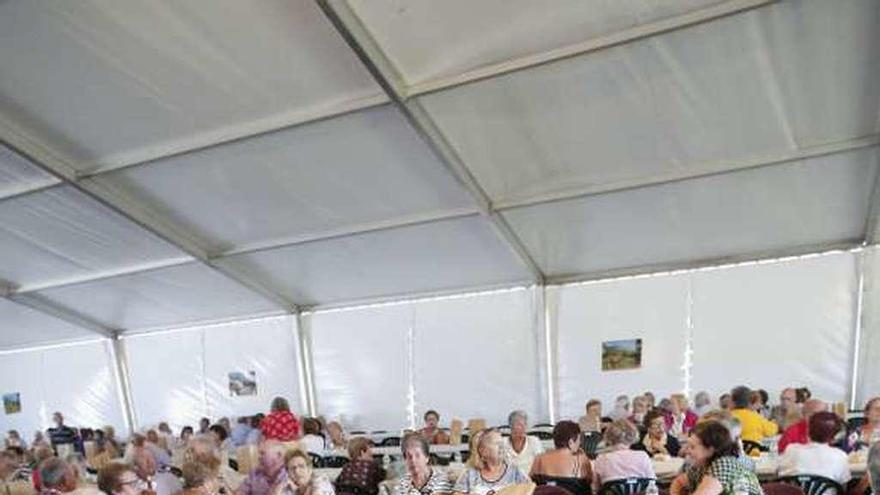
[529,431,554,440]
[380,437,401,447]
[599,478,655,495]
[778,475,845,495]
[763,482,806,495]
[741,440,767,456]
[582,432,603,459]
[336,484,370,495]
[308,452,324,468]
[532,475,591,495]
[323,455,350,468]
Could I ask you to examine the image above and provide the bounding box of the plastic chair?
[599,478,655,495]
[581,432,603,459]
[308,452,324,468]
[380,437,401,446]
[742,440,768,456]
[762,483,806,495]
[532,475,591,495]
[530,431,554,440]
[323,455,350,468]
[778,475,845,495]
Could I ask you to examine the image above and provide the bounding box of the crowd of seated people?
[1,386,878,495]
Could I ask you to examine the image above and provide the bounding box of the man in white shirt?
[778,412,850,490]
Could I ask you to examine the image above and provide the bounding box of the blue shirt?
[231,423,252,447]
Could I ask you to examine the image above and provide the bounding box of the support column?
[110,335,137,434]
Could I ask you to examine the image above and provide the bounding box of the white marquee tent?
[0,0,878,436]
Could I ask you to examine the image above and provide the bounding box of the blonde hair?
[476,430,504,468]
[671,394,689,410]
[466,430,485,469]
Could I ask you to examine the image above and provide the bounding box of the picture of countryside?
[601,338,642,371]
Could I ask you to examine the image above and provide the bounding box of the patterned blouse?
[685,456,763,495]
[335,459,386,495]
[394,469,454,495]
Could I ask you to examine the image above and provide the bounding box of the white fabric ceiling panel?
[419,0,880,206]
[202,316,303,422]
[0,186,190,290]
[0,145,59,199]
[690,253,857,404]
[411,288,546,427]
[100,106,477,253]
[307,305,412,431]
[0,340,125,437]
[348,0,725,86]
[0,298,98,349]
[32,263,281,331]
[552,274,690,420]
[0,0,383,169]
[503,147,877,278]
[218,216,533,306]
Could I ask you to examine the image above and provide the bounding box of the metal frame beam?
[109,336,138,434]
[405,0,776,97]
[6,291,117,339]
[315,0,545,284]
[0,122,300,317]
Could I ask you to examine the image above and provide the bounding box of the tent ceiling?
[0,298,97,349]
[0,0,877,343]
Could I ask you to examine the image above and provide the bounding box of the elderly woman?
[178,461,221,495]
[454,430,528,495]
[578,400,604,434]
[276,450,334,495]
[857,397,880,445]
[694,393,713,418]
[97,462,145,495]
[394,433,453,495]
[420,411,450,445]
[529,421,591,479]
[630,397,649,427]
[610,396,631,421]
[591,419,654,494]
[634,410,681,458]
[325,422,348,454]
[335,437,386,495]
[667,395,699,438]
[669,421,762,495]
[779,412,850,486]
[504,411,544,474]
[261,397,301,442]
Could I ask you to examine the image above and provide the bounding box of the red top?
[778,419,809,453]
[260,410,301,441]
[663,410,699,435]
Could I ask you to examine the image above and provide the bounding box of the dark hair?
[208,424,227,442]
[864,397,880,413]
[758,389,769,405]
[795,387,811,403]
[199,417,210,425]
[552,420,581,449]
[97,462,133,495]
[181,426,194,437]
[643,409,666,430]
[302,418,321,436]
[691,421,739,464]
[401,432,429,457]
[730,386,752,409]
[585,399,601,410]
[808,412,841,443]
[250,415,263,428]
[424,410,439,421]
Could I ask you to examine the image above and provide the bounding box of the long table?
[371,440,555,457]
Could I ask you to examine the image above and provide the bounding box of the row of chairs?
[534,475,850,495]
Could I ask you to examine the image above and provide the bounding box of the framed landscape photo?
[3,392,21,414]
[602,338,642,371]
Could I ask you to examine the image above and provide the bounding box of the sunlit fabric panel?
[0,340,124,437]
[307,304,412,431]
[552,275,691,420]
[411,288,546,427]
[690,253,857,404]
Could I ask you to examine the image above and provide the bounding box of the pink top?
[591,449,655,492]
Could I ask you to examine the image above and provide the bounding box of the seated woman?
[420,411,451,445]
[630,397,649,434]
[300,418,327,455]
[591,419,654,494]
[394,433,453,495]
[276,450,335,495]
[454,430,528,495]
[778,412,850,489]
[325,422,348,455]
[530,421,591,494]
[667,395,699,439]
[179,461,221,495]
[634,410,681,458]
[504,410,544,475]
[578,400,605,435]
[855,397,880,446]
[669,421,762,495]
[335,437,386,495]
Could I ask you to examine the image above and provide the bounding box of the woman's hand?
[669,474,688,495]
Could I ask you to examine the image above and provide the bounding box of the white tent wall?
[689,252,858,405]
[0,340,125,437]
[123,315,302,431]
[855,247,880,407]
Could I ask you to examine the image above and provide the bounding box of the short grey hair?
[508,410,528,427]
[694,391,711,407]
[40,457,70,489]
[603,419,638,447]
[720,417,743,440]
[868,442,880,493]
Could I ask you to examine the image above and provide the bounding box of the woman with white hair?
[591,419,655,494]
[503,410,544,474]
[454,430,528,495]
